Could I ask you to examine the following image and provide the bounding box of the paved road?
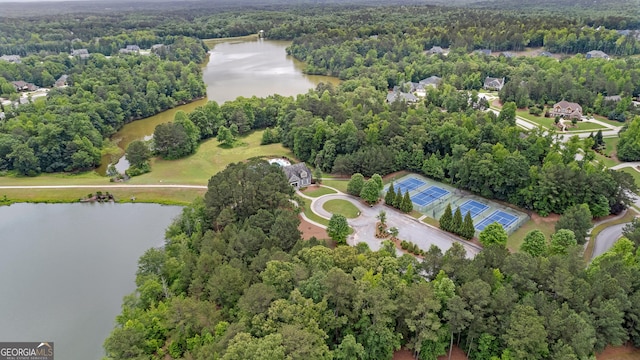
[611,162,640,170]
[310,193,481,257]
[0,184,207,189]
[592,223,627,259]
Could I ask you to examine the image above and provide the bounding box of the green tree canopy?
[555,203,592,245]
[360,179,380,205]
[478,223,508,247]
[327,214,350,245]
[347,173,365,196]
[520,229,547,257]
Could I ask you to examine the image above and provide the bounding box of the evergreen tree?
[452,208,463,235]
[595,129,604,148]
[385,183,396,206]
[401,191,413,213]
[440,203,453,232]
[461,212,475,240]
[394,188,404,209]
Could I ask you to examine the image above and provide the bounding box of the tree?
[452,208,463,235]
[328,214,349,245]
[503,305,549,359]
[125,140,151,169]
[347,173,365,196]
[385,183,396,206]
[617,116,640,161]
[394,188,404,209]
[555,204,592,245]
[360,179,380,205]
[520,230,547,257]
[371,173,384,192]
[498,101,517,125]
[377,210,387,227]
[9,143,40,176]
[549,229,577,255]
[334,334,365,360]
[313,167,322,184]
[401,190,413,213]
[478,223,507,247]
[440,203,453,232]
[217,125,235,147]
[461,212,475,240]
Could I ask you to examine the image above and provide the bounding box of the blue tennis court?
[394,178,426,194]
[475,210,519,231]
[457,200,489,219]
[411,186,450,206]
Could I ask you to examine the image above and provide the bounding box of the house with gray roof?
[501,52,515,58]
[119,45,141,54]
[11,81,38,92]
[550,100,583,119]
[0,55,21,63]
[386,91,418,104]
[474,49,492,56]
[419,76,442,89]
[71,49,90,59]
[538,51,553,57]
[282,162,312,189]
[427,46,444,55]
[483,77,505,91]
[55,75,68,88]
[604,95,622,102]
[586,50,610,60]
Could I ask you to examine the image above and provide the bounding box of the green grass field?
[594,152,620,168]
[128,130,294,185]
[516,110,555,128]
[302,187,337,198]
[507,217,557,252]
[297,197,329,226]
[322,179,349,193]
[322,199,360,218]
[592,114,625,128]
[602,137,620,157]
[570,121,607,131]
[619,167,640,193]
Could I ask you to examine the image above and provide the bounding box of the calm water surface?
[203,39,340,103]
[0,203,182,360]
[98,39,338,174]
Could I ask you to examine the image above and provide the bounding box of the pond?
[98,39,339,175]
[0,203,183,360]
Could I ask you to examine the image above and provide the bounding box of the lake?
[99,38,339,174]
[0,203,183,360]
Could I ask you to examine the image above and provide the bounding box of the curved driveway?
[310,193,481,257]
[592,223,627,259]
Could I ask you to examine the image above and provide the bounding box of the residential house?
[427,46,444,55]
[549,100,583,119]
[71,49,90,59]
[386,91,418,104]
[483,77,505,91]
[586,50,610,60]
[151,44,165,51]
[0,55,21,63]
[119,45,141,54]
[474,49,492,56]
[419,76,442,89]
[54,75,68,88]
[11,81,38,92]
[538,51,553,57]
[282,162,312,189]
[604,95,622,102]
[501,52,515,58]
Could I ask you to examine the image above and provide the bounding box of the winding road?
[302,190,481,258]
[591,223,627,259]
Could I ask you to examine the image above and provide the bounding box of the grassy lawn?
[516,110,554,128]
[322,199,360,218]
[591,114,625,127]
[507,217,557,252]
[602,137,620,157]
[0,171,107,186]
[594,152,620,168]
[584,209,637,260]
[619,167,640,193]
[297,197,329,226]
[422,217,440,227]
[0,187,204,206]
[302,186,337,198]
[129,130,294,185]
[569,121,607,131]
[203,35,258,48]
[322,179,349,193]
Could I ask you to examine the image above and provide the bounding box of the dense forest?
[104,160,640,360]
[0,37,206,174]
